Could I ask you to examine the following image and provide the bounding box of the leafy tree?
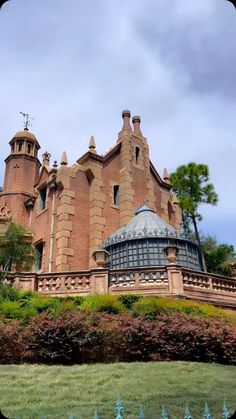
[170,163,218,270]
[201,235,235,276]
[0,222,33,284]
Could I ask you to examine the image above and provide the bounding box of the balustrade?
[37,272,91,294]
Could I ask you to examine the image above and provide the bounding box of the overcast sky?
[0,0,235,247]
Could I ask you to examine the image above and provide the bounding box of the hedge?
[0,312,235,365]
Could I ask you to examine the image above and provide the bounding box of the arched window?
[18,142,23,152]
[135,147,140,165]
[27,143,32,154]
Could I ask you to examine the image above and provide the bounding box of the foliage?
[0,311,234,365]
[201,234,236,276]
[80,294,125,314]
[0,290,235,324]
[0,320,24,363]
[131,296,234,321]
[0,222,33,283]
[118,294,143,310]
[170,163,218,269]
[0,283,19,302]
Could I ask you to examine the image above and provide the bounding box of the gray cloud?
[0,0,235,246]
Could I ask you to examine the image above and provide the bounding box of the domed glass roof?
[104,205,202,271]
[104,204,185,247]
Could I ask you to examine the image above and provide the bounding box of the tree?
[0,222,33,284]
[201,235,235,276]
[170,163,218,270]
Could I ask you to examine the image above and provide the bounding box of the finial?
[121,110,132,131]
[42,151,51,167]
[20,112,33,131]
[132,115,142,136]
[60,151,68,166]
[163,168,170,184]
[53,160,58,169]
[89,136,97,153]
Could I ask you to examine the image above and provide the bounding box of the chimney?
[121,110,132,131]
[132,115,142,136]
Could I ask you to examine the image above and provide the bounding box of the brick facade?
[0,111,182,273]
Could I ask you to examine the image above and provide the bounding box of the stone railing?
[182,268,236,307]
[5,265,236,308]
[109,266,169,295]
[37,271,92,295]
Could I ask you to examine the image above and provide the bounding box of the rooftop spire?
[60,151,68,166]
[89,136,97,153]
[132,115,142,136]
[163,168,170,184]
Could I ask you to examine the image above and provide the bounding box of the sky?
[0,0,235,247]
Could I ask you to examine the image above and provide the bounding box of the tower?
[0,129,41,227]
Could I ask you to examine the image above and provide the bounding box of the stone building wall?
[0,111,182,273]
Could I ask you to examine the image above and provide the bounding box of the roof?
[104,204,187,247]
[10,130,40,149]
[14,130,37,141]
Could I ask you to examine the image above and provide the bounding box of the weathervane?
[19,112,33,131]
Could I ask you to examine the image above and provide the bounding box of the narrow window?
[27,143,32,154]
[135,147,140,165]
[18,142,23,152]
[113,185,119,206]
[39,186,47,211]
[35,242,43,271]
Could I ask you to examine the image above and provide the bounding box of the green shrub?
[80,294,125,314]
[0,284,19,302]
[19,290,37,307]
[132,296,236,321]
[0,300,36,323]
[118,294,143,310]
[132,296,171,318]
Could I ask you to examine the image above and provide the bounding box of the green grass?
[0,362,236,418]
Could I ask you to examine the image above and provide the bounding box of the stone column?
[164,244,184,296]
[167,265,184,296]
[90,269,109,294]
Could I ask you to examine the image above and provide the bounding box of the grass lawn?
[0,362,235,418]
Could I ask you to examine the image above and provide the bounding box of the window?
[18,142,23,152]
[35,242,43,271]
[135,147,140,165]
[113,185,119,206]
[39,186,47,211]
[27,142,32,154]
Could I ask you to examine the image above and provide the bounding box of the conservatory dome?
[103,205,202,271]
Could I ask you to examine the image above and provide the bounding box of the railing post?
[16,273,37,291]
[91,268,109,294]
[167,265,184,296]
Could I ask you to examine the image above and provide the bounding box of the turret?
[0,128,41,227]
[3,129,41,195]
